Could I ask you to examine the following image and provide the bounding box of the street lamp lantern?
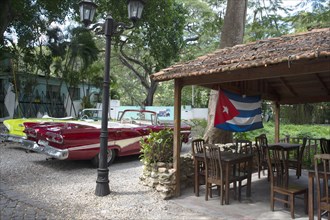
[127,0,145,21]
[79,0,97,27]
[78,0,146,197]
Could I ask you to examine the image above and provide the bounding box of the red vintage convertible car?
[21,109,191,167]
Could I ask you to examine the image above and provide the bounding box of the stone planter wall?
[140,155,194,199]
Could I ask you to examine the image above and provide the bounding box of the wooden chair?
[235,139,253,201]
[203,144,237,205]
[191,138,205,196]
[287,137,307,179]
[266,145,308,219]
[314,154,330,220]
[255,134,269,179]
[320,138,330,154]
[279,135,291,143]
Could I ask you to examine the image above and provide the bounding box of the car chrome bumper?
[0,133,26,143]
[21,139,69,160]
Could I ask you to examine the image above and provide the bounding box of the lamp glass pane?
[128,1,144,20]
[84,8,91,21]
[79,1,97,23]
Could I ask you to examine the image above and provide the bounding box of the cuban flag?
[214,89,263,132]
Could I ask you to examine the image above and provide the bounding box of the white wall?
[98,104,209,121]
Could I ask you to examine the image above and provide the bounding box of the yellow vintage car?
[1,117,74,143]
[0,109,102,143]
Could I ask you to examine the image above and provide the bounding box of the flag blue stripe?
[214,89,263,132]
[238,108,262,117]
[215,121,263,132]
[224,90,261,103]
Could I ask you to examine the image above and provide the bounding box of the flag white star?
[223,105,229,114]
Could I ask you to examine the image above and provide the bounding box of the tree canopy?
[1,0,329,115]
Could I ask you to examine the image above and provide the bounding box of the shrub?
[140,129,174,164]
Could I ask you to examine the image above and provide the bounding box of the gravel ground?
[0,141,207,220]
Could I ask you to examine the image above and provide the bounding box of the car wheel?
[91,149,116,168]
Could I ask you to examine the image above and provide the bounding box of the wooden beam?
[274,102,280,143]
[181,58,330,87]
[278,95,330,104]
[173,78,182,197]
[279,77,298,97]
[315,73,330,95]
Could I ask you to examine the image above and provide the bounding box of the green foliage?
[140,129,174,164]
[233,122,330,143]
[181,86,210,108]
[95,0,188,106]
[3,0,330,110]
[1,0,76,46]
[81,95,94,109]
[287,5,330,32]
[233,132,249,140]
[176,0,224,61]
[153,83,210,108]
[245,0,290,42]
[281,103,330,124]
[189,119,330,144]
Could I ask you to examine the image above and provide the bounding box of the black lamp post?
[79,0,146,197]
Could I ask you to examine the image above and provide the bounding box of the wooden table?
[268,143,300,151]
[193,151,254,204]
[269,143,301,177]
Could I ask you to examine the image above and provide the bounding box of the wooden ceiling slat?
[315,73,330,95]
[279,77,298,97]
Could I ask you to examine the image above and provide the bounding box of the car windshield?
[79,109,103,121]
[120,111,157,125]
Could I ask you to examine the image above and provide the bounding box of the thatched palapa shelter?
[151,28,330,196]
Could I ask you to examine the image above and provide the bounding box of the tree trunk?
[144,80,158,106]
[0,0,11,46]
[203,0,248,144]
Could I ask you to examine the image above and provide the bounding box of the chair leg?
[317,207,321,220]
[296,164,301,179]
[270,191,274,211]
[205,183,209,201]
[233,182,237,200]
[238,181,242,201]
[267,167,270,182]
[210,184,213,198]
[304,192,308,214]
[290,195,295,219]
[220,185,224,205]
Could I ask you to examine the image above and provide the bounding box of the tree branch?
[119,38,151,73]
[118,55,150,89]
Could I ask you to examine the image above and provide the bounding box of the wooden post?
[274,101,280,143]
[173,79,182,196]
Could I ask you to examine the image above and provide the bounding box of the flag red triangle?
[214,90,239,125]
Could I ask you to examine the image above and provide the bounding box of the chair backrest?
[314,154,330,209]
[320,138,330,154]
[298,137,308,161]
[255,134,268,163]
[266,145,289,187]
[203,143,223,180]
[192,139,205,155]
[279,135,290,143]
[235,139,253,155]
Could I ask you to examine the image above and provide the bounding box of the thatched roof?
[151,28,330,104]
